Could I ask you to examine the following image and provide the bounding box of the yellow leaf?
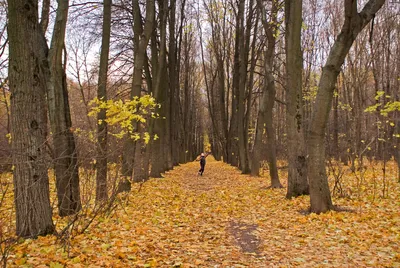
[15,258,27,266]
[49,262,64,268]
[115,251,126,259]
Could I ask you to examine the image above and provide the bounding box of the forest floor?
[2,157,400,267]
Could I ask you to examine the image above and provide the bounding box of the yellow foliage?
[88,95,158,141]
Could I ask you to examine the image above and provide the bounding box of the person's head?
[201,153,205,156]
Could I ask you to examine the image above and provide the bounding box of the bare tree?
[307,0,385,213]
[149,0,169,178]
[121,0,155,186]
[47,0,81,216]
[252,0,283,188]
[96,0,112,202]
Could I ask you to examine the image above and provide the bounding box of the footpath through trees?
[6,158,400,267]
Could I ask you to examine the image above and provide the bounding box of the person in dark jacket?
[198,153,206,176]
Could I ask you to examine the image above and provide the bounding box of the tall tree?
[307,0,385,213]
[96,0,112,202]
[227,0,242,167]
[183,22,198,162]
[47,0,81,216]
[121,0,155,185]
[150,0,168,178]
[285,0,309,198]
[8,0,54,237]
[237,0,253,174]
[168,0,184,166]
[252,0,283,188]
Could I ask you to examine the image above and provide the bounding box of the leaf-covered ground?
[3,158,400,267]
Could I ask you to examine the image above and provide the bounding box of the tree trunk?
[251,92,265,177]
[264,65,282,188]
[150,0,168,178]
[238,0,252,174]
[96,0,112,202]
[254,0,282,188]
[39,0,50,33]
[121,0,155,185]
[228,1,241,168]
[246,9,259,171]
[333,88,339,161]
[121,138,135,178]
[308,0,385,213]
[8,0,54,237]
[182,29,193,163]
[47,0,81,216]
[168,0,181,166]
[285,0,309,198]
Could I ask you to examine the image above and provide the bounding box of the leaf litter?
[2,158,400,267]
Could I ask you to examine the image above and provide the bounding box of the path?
[128,157,273,266]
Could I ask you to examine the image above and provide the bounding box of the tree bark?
[47,0,81,216]
[8,0,54,237]
[39,0,50,33]
[285,0,309,198]
[96,0,112,202]
[264,62,282,188]
[251,88,265,177]
[308,0,385,213]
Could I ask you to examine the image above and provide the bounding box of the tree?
[307,0,385,213]
[149,0,169,178]
[237,0,253,174]
[47,0,81,216]
[252,0,283,188]
[285,0,309,198]
[96,0,112,202]
[168,0,183,166]
[8,0,54,237]
[121,0,155,185]
[227,0,241,168]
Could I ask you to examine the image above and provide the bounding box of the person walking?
[198,153,206,176]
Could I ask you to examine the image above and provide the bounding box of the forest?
[0,0,399,266]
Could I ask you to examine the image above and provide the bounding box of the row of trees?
[6,0,206,237]
[2,0,398,238]
[200,0,393,213]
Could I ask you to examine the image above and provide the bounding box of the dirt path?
[176,157,265,257]
[118,156,273,266]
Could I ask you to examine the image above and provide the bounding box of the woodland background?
[0,0,399,266]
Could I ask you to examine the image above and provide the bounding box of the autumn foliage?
[1,157,399,267]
